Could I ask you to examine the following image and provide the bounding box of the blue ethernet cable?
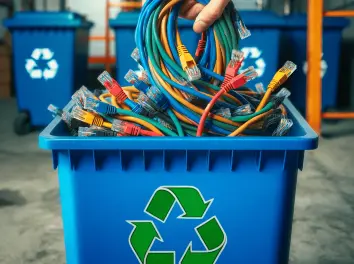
[199,65,225,82]
[138,5,230,135]
[167,2,181,64]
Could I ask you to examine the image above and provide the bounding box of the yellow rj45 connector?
[268,61,297,92]
[177,44,201,82]
[71,106,111,128]
[256,61,297,111]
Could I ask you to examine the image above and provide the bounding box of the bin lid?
[109,11,193,28]
[283,13,350,29]
[4,11,94,29]
[239,11,286,28]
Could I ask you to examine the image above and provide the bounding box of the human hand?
[142,0,230,33]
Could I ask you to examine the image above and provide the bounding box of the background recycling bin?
[110,11,285,88]
[4,12,93,135]
[39,100,318,264]
[282,14,349,114]
[238,11,285,88]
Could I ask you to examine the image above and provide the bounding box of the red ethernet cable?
[197,67,258,136]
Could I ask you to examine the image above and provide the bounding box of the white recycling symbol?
[302,53,328,79]
[25,48,59,80]
[240,47,266,77]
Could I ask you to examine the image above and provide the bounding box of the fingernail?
[194,16,208,32]
[195,15,207,26]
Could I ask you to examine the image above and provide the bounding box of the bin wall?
[13,29,75,126]
[283,29,343,112]
[74,28,91,90]
[55,148,303,264]
[240,29,281,88]
[40,99,318,264]
[11,28,91,127]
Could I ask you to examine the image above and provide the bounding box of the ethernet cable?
[196,67,258,136]
[98,93,163,135]
[50,0,296,138]
[140,1,249,135]
[256,61,297,111]
[82,96,178,137]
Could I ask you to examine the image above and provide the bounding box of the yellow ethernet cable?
[256,61,297,111]
[176,31,201,81]
[171,109,195,125]
[228,110,274,137]
[71,106,112,129]
[122,86,140,93]
[214,34,223,76]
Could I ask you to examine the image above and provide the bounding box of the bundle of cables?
[48,0,297,138]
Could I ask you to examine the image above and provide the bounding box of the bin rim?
[39,99,318,151]
[3,11,94,29]
[283,13,350,29]
[239,10,287,28]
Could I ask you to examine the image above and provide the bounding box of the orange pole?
[324,10,354,17]
[306,0,323,134]
[109,2,142,8]
[105,0,111,73]
[322,112,354,119]
[89,56,116,64]
[90,36,115,41]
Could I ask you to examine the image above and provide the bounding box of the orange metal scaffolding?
[307,1,354,133]
[88,1,142,72]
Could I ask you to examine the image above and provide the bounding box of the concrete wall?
[66,0,116,59]
[0,7,8,39]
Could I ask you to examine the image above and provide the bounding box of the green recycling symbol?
[127,186,227,264]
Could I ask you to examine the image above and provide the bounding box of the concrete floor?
[0,99,354,264]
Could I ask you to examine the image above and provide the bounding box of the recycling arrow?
[127,221,175,264]
[25,48,59,80]
[48,59,58,70]
[145,186,213,222]
[249,47,262,59]
[43,68,56,80]
[180,217,227,264]
[25,59,37,72]
[303,61,328,78]
[127,186,227,264]
[41,48,54,60]
[146,252,175,264]
[127,221,174,264]
[31,48,42,60]
[240,47,266,77]
[255,58,266,70]
[30,69,43,79]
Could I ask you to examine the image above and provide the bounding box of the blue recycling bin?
[4,12,93,135]
[39,99,318,264]
[110,11,285,87]
[238,11,285,87]
[282,14,349,113]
